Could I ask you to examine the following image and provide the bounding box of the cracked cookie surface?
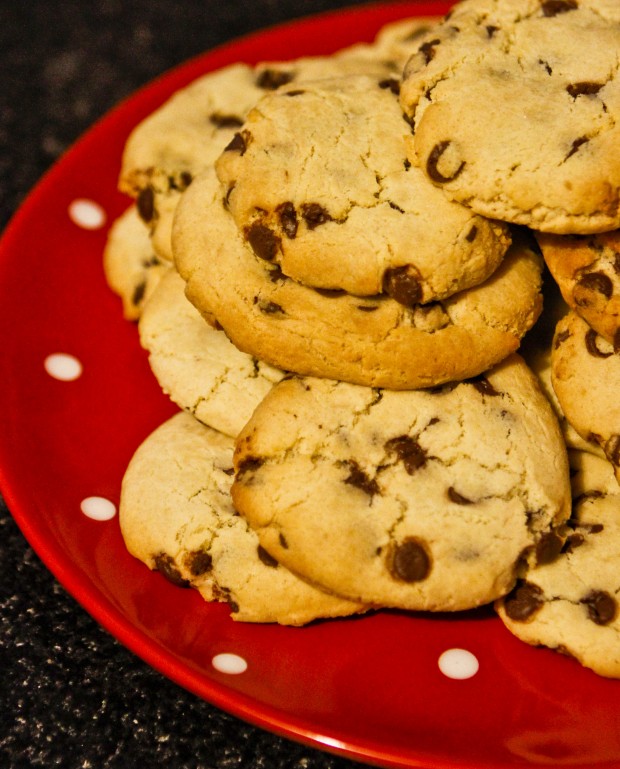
[173,167,543,390]
[119,411,367,625]
[138,268,286,438]
[399,0,620,234]
[496,449,620,678]
[551,310,620,484]
[119,48,402,260]
[216,73,511,300]
[231,354,571,611]
[536,230,620,345]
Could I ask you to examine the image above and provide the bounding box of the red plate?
[0,3,619,768]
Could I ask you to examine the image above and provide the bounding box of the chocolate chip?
[576,270,613,298]
[184,550,213,577]
[388,201,405,213]
[256,69,294,90]
[404,158,411,171]
[209,113,244,128]
[224,130,251,154]
[465,225,478,242]
[178,171,193,190]
[245,222,281,261]
[582,590,617,625]
[567,82,603,98]
[565,135,589,161]
[301,202,332,229]
[539,59,553,75]
[357,304,379,312]
[605,434,620,467]
[279,533,289,549]
[137,186,155,223]
[536,531,564,564]
[285,89,306,97]
[132,280,146,307]
[503,581,544,621]
[554,328,571,348]
[585,328,612,358]
[236,456,264,478]
[426,140,465,183]
[385,435,428,474]
[382,264,423,306]
[447,487,473,505]
[486,25,499,37]
[153,553,190,588]
[379,77,400,95]
[541,0,578,16]
[258,300,285,315]
[562,532,585,552]
[468,376,500,396]
[344,461,379,497]
[257,545,278,568]
[276,201,298,238]
[388,538,431,582]
[614,328,620,354]
[418,38,441,64]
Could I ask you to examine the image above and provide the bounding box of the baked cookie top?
[551,309,620,481]
[119,50,400,260]
[399,0,620,234]
[138,268,285,438]
[216,74,511,300]
[496,448,620,678]
[173,167,543,390]
[536,230,620,347]
[119,411,367,625]
[231,355,571,611]
[102,204,169,320]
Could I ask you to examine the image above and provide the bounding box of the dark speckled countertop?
[0,2,404,767]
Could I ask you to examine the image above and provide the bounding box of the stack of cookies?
[105,0,620,679]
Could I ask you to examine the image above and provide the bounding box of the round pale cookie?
[120,52,400,260]
[138,268,285,438]
[216,74,511,300]
[551,309,620,482]
[536,230,620,346]
[496,449,620,679]
[399,0,620,234]
[173,167,543,390]
[102,204,170,320]
[119,411,367,625]
[231,354,571,612]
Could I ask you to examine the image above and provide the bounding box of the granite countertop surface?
[0,1,418,767]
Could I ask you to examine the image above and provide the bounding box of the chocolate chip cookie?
[536,230,620,346]
[551,309,620,484]
[231,354,571,611]
[103,204,170,320]
[400,0,620,233]
[138,268,286,437]
[496,448,620,678]
[216,74,511,300]
[120,51,400,260]
[173,167,543,390]
[119,411,367,624]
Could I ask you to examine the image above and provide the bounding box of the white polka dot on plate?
[68,198,106,230]
[438,648,479,680]
[44,353,83,381]
[212,653,248,675]
[80,496,117,521]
